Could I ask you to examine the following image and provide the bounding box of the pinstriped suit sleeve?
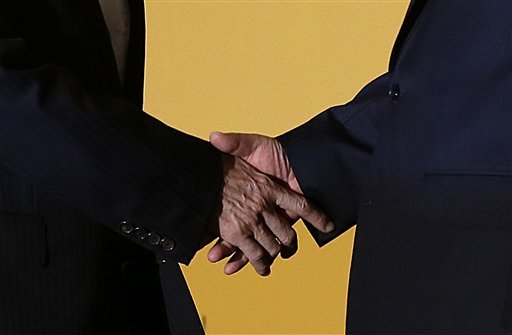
[0,37,222,265]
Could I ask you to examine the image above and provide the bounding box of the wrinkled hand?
[208,132,334,276]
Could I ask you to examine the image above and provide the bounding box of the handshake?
[205,132,335,276]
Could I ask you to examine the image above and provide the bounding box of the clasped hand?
[206,132,334,276]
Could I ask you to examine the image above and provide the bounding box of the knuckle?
[244,191,267,211]
[297,198,311,214]
[297,197,307,209]
[249,177,259,192]
[223,224,248,243]
[269,246,281,259]
[252,196,266,210]
[252,222,266,236]
[255,175,274,193]
[251,250,266,264]
[246,181,255,191]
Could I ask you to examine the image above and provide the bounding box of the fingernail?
[325,222,335,232]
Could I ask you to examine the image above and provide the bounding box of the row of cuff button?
[119,221,175,252]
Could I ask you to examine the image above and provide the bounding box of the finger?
[224,250,249,275]
[261,210,298,259]
[273,189,335,233]
[251,219,282,260]
[236,237,272,276]
[210,132,264,159]
[208,239,250,275]
[207,239,237,263]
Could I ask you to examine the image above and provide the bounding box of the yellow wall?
[143,1,408,333]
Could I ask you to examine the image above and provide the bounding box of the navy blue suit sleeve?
[0,37,222,265]
[278,74,389,246]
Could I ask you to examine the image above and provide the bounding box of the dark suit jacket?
[281,1,512,334]
[0,0,221,334]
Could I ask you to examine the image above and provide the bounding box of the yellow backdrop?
[144,1,408,333]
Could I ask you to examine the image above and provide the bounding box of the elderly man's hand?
[208,132,334,276]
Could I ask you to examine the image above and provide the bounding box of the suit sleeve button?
[133,227,148,240]
[160,238,175,252]
[147,232,161,246]
[119,221,134,234]
[388,84,400,102]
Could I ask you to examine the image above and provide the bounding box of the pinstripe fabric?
[0,0,220,333]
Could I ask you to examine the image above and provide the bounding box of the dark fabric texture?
[280,0,512,334]
[0,0,220,333]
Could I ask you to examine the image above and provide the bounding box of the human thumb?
[209,131,261,158]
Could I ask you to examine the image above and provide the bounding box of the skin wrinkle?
[208,132,334,275]
[218,156,293,275]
